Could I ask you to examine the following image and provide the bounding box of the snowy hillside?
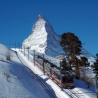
[16,49,97,98]
[0,44,57,98]
[22,15,64,57]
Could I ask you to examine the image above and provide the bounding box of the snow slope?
[16,49,70,98]
[22,15,64,57]
[16,49,97,98]
[0,44,58,98]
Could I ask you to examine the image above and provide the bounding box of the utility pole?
[27,47,30,60]
[33,50,35,66]
[24,46,25,56]
[50,65,52,78]
[42,54,45,75]
[60,60,63,90]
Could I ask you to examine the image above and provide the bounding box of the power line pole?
[42,54,45,75]
[27,47,30,60]
[33,50,35,66]
[60,60,63,90]
[24,46,26,56]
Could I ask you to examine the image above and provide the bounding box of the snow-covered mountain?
[22,15,64,57]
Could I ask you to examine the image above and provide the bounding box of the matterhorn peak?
[31,14,47,32]
[36,14,46,23]
[22,15,64,57]
[37,14,45,20]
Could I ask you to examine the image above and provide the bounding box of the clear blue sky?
[0,0,98,55]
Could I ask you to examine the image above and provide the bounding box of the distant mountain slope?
[22,15,64,57]
[0,43,10,60]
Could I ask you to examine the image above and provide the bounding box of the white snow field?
[0,44,59,98]
[16,49,97,98]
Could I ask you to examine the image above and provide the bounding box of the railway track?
[64,89,86,98]
[64,88,96,98]
[15,51,58,98]
[17,50,96,98]
[33,58,84,98]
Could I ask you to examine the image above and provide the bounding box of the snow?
[16,48,97,98]
[16,49,70,98]
[0,45,59,98]
[22,15,64,57]
[72,79,96,98]
[0,43,10,60]
[0,14,97,98]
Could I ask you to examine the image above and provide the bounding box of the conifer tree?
[81,56,89,67]
[60,32,82,78]
[60,32,82,56]
[93,54,98,76]
[93,54,98,98]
